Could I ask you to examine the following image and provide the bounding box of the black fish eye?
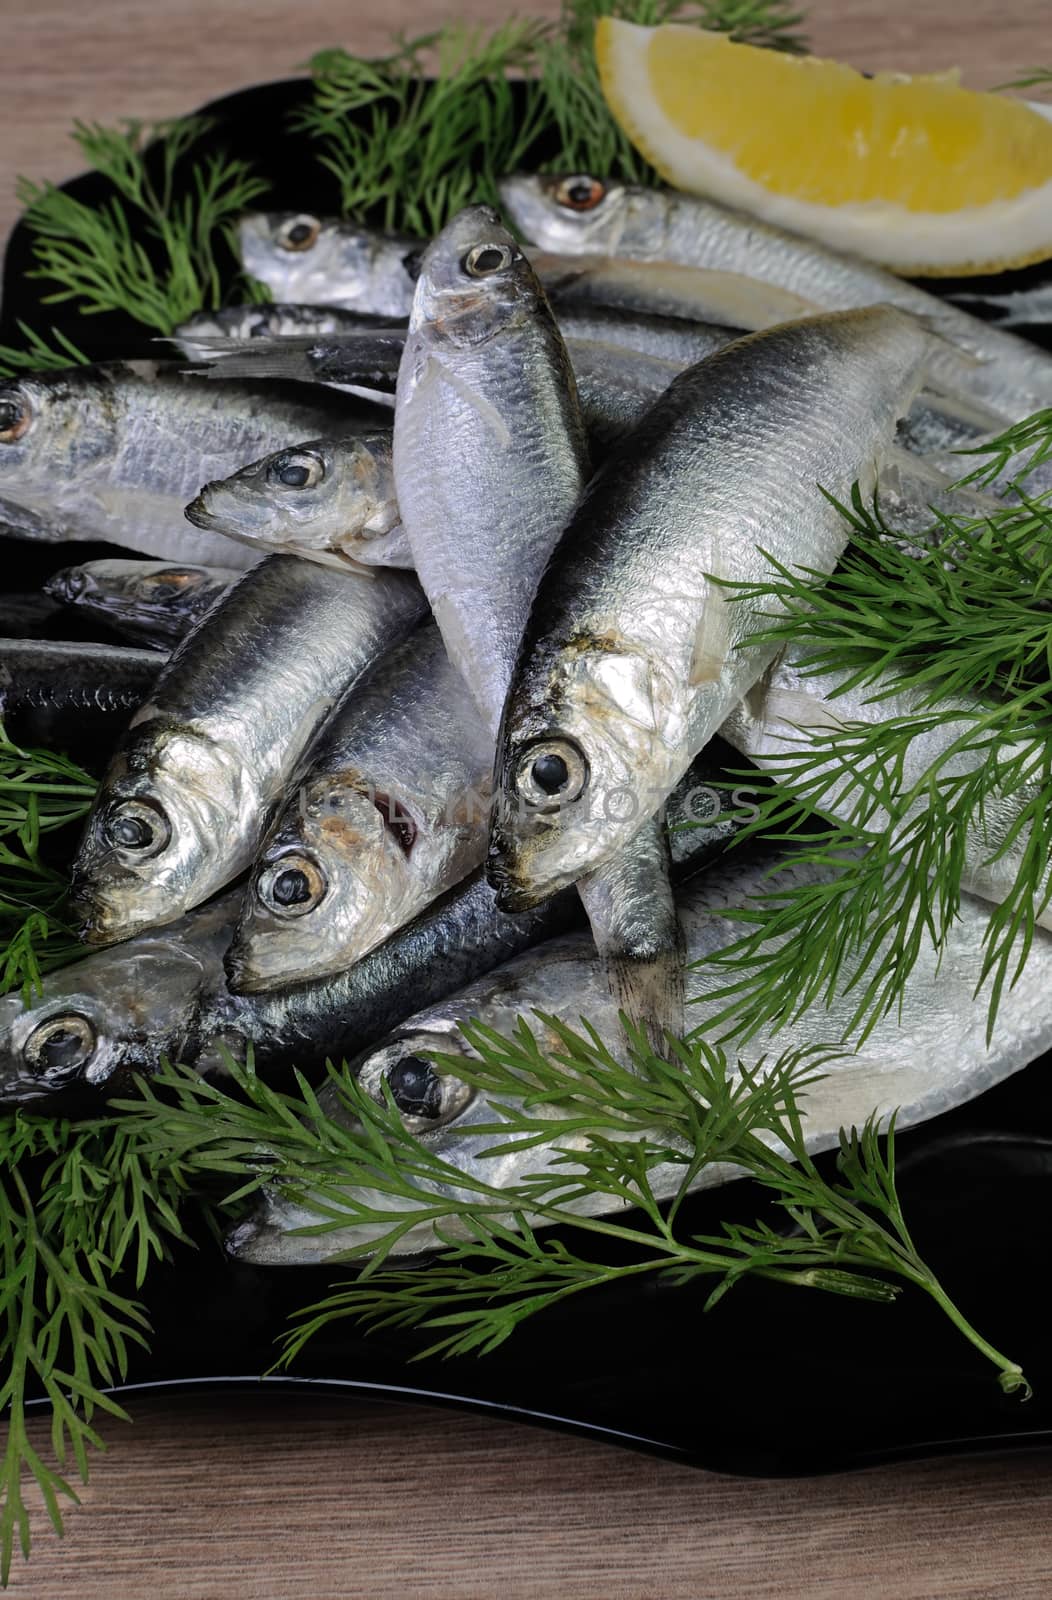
[463,244,514,278]
[532,752,569,794]
[387,1055,443,1119]
[0,392,31,442]
[513,737,589,810]
[554,175,607,212]
[272,868,310,905]
[270,451,325,491]
[102,798,170,857]
[278,215,321,252]
[24,1014,98,1081]
[257,853,327,918]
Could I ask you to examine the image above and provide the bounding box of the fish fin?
[182,338,321,383]
[689,590,731,688]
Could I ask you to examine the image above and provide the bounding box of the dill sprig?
[952,408,1052,493]
[16,117,268,336]
[111,1041,1026,1392]
[299,0,808,234]
[0,1111,208,1586]
[297,22,554,234]
[0,323,88,381]
[0,731,96,999]
[688,469,1052,1045]
[996,67,1052,95]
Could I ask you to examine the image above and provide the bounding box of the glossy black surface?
[4,75,1052,1473]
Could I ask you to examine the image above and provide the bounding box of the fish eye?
[277,215,322,252]
[101,797,171,857]
[383,1054,474,1129]
[0,390,31,443]
[554,175,607,212]
[24,1014,98,1081]
[462,243,515,278]
[268,450,326,490]
[512,737,589,810]
[256,852,327,918]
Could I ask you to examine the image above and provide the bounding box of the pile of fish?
[2,170,1051,1266]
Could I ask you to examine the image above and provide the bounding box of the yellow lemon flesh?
[596,18,1052,276]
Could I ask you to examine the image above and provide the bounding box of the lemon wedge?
[595,18,1052,276]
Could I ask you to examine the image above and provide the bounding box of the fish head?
[186,433,399,565]
[0,928,218,1108]
[237,213,417,314]
[228,1019,593,1264]
[0,367,120,521]
[498,173,629,255]
[409,205,541,348]
[225,772,422,991]
[488,636,683,909]
[46,559,224,629]
[70,721,251,943]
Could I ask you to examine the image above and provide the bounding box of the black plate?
[5,74,1052,1473]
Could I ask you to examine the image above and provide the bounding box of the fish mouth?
[43,568,88,603]
[222,945,256,993]
[183,492,220,532]
[485,846,544,914]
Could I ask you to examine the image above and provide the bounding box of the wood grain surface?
[3,2,1052,1595]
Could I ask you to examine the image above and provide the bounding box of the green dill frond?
[297,23,553,235]
[16,117,268,335]
[951,408,1052,492]
[298,1,808,235]
[0,729,96,998]
[111,1041,1023,1390]
[687,474,1052,1045]
[0,1109,211,1584]
[0,323,88,380]
[995,66,1052,94]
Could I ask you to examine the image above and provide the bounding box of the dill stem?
[0,783,95,797]
[904,1265,1030,1396]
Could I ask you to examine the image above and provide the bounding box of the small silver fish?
[70,555,426,944]
[235,210,820,330]
[488,309,938,909]
[174,302,401,361]
[500,174,1052,423]
[45,559,239,649]
[231,855,1052,1264]
[226,625,494,991]
[0,637,164,748]
[238,214,420,316]
[186,433,412,571]
[0,751,746,1110]
[0,362,389,567]
[0,895,236,1107]
[394,203,684,1045]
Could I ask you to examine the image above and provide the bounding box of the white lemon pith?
[596,18,1052,276]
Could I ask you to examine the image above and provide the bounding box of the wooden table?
[3,2,1052,1594]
